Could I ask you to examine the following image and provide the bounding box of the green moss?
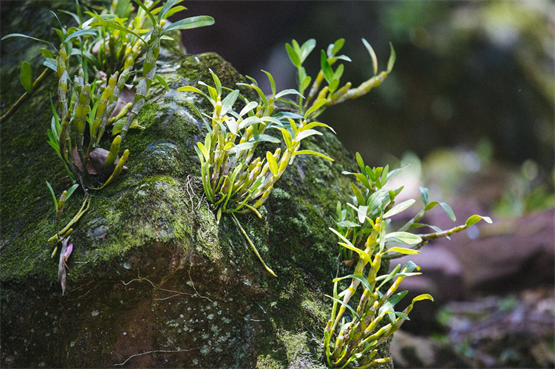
[1,3,395,367]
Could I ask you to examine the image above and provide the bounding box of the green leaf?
[320,50,334,83]
[292,150,333,161]
[331,38,345,56]
[333,273,373,294]
[163,16,215,33]
[383,199,415,219]
[304,98,327,119]
[1,33,57,51]
[197,142,209,161]
[411,294,434,303]
[385,247,419,255]
[275,88,303,99]
[356,152,365,172]
[338,241,372,263]
[325,294,360,320]
[386,232,422,245]
[134,0,157,25]
[64,28,97,43]
[387,43,396,74]
[388,290,409,307]
[355,205,368,224]
[300,39,316,63]
[253,134,280,144]
[46,181,59,211]
[295,129,322,142]
[335,220,360,228]
[113,0,133,17]
[39,48,55,59]
[154,74,170,92]
[328,78,339,94]
[65,183,80,201]
[20,62,33,94]
[221,89,239,117]
[424,201,439,211]
[90,20,145,43]
[419,187,429,205]
[262,70,276,97]
[303,121,335,133]
[266,151,278,176]
[239,101,258,117]
[439,202,456,221]
[300,75,311,93]
[285,43,301,67]
[157,0,182,22]
[465,214,492,227]
[229,142,254,155]
[362,38,378,75]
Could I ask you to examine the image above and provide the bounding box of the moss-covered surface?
[1,3,393,368]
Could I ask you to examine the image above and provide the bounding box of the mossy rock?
[0,3,392,368]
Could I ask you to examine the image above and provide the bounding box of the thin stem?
[0,68,52,123]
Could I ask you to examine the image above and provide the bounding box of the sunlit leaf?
[383,199,415,219]
[465,214,492,227]
[385,247,419,255]
[266,151,278,176]
[304,98,327,119]
[292,150,333,161]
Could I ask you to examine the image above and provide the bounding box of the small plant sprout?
[46,181,79,242]
[3,0,214,190]
[324,153,491,367]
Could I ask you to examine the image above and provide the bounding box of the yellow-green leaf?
[292,150,333,161]
[266,151,278,176]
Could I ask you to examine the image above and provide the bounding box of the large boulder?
[0,2,392,368]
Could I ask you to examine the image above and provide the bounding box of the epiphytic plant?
[324,153,491,368]
[3,0,214,191]
[180,70,334,276]
[183,38,394,276]
[2,0,213,293]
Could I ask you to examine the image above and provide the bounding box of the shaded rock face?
[0,3,395,369]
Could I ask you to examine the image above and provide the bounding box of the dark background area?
[177,1,554,174]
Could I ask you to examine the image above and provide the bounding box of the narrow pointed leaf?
[362,38,378,75]
[292,150,333,161]
[163,16,215,33]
